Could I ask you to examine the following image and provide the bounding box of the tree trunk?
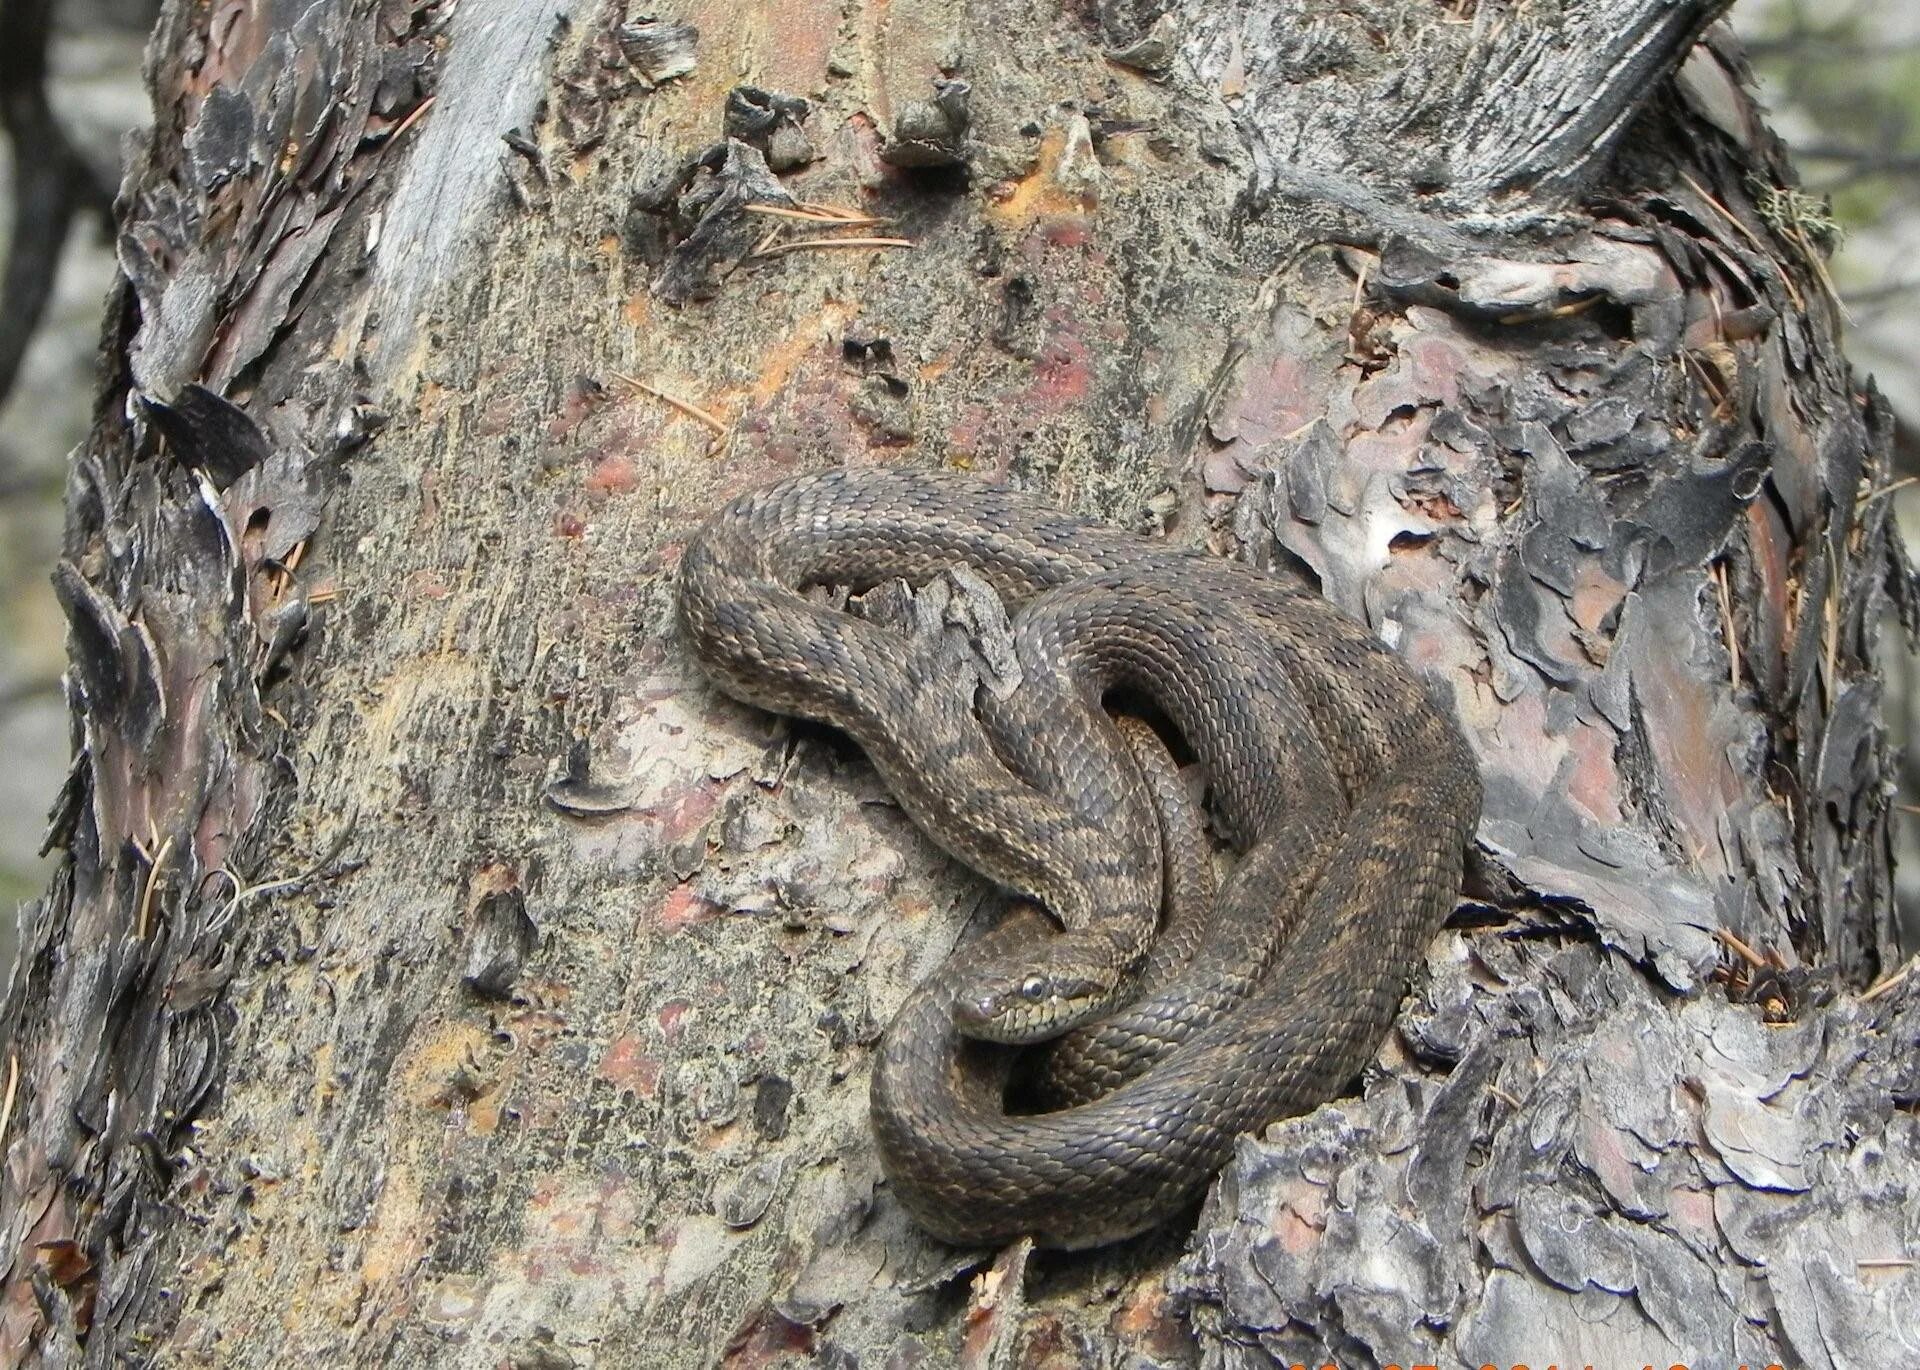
[2,0,1914,1364]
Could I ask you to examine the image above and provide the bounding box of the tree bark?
[2,0,1915,1365]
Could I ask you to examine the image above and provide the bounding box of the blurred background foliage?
[1,0,1917,960]
[1742,1,1920,428]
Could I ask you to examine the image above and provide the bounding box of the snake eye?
[1019,975,1047,1001]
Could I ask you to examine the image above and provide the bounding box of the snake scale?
[677,467,1480,1249]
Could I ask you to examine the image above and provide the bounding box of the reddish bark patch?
[658,883,720,932]
[1269,1177,1328,1255]
[1563,719,1626,827]
[474,395,519,437]
[647,777,719,846]
[598,1033,661,1099]
[405,568,451,601]
[1030,329,1092,407]
[547,374,609,441]
[657,999,692,1043]
[1108,1284,1193,1361]
[1040,215,1091,249]
[720,1310,816,1367]
[585,452,640,496]
[1569,561,1628,634]
[1346,410,1432,474]
[1230,352,1324,447]
[1403,331,1466,408]
[738,373,858,473]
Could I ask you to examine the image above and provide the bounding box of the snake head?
[951,947,1117,1044]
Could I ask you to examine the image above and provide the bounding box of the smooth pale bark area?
[2,0,1915,1365]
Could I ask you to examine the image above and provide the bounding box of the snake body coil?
[677,467,1480,1249]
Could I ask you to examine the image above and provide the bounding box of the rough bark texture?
[2,0,1915,1365]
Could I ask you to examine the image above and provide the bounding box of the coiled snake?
[677,467,1480,1249]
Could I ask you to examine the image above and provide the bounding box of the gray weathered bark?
[2,0,1915,1364]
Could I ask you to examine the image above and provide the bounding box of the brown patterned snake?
[677,467,1480,1248]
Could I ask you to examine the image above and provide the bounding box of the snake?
[676,467,1481,1249]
